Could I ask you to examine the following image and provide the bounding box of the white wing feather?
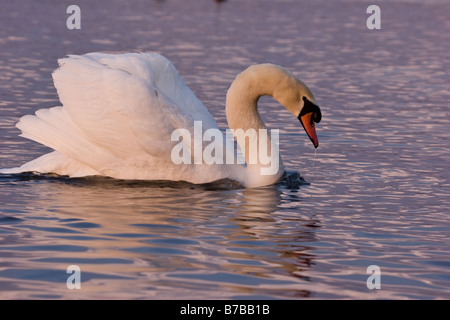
[8,52,222,180]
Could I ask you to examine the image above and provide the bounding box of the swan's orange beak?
[300,112,319,148]
[298,96,321,149]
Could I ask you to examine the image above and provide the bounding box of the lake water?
[0,0,449,299]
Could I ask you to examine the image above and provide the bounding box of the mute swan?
[1,53,321,188]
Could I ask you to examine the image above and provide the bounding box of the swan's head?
[297,96,321,148]
[271,68,322,148]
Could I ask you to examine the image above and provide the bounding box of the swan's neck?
[225,64,307,187]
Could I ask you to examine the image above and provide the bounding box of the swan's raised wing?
[16,53,218,176]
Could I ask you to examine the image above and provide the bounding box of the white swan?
[1,52,321,188]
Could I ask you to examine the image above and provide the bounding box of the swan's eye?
[300,96,321,124]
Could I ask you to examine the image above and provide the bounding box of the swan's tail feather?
[0,105,103,176]
[17,106,87,156]
[0,167,23,174]
[0,151,100,177]
[11,106,116,175]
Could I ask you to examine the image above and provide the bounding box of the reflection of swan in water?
[2,174,319,298]
[1,53,321,188]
